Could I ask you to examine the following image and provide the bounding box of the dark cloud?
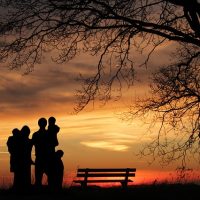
[0,65,80,115]
[0,40,7,47]
[0,42,175,116]
[71,61,96,73]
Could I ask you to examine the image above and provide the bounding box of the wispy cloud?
[0,152,8,154]
[81,141,129,152]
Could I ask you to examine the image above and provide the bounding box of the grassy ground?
[0,184,199,200]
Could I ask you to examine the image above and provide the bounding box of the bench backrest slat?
[77,168,136,172]
[77,173,135,177]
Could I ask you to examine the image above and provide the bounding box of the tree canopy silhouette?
[0,0,200,167]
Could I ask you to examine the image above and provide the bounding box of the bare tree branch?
[0,0,200,166]
[126,44,200,167]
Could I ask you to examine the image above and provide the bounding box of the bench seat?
[74,179,133,183]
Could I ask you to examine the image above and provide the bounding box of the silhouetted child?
[48,150,64,192]
[7,128,21,189]
[47,116,60,152]
[7,128,21,172]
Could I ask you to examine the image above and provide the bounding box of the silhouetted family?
[7,117,64,192]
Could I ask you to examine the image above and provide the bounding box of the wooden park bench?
[73,168,136,188]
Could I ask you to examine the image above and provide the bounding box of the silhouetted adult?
[32,118,48,187]
[21,125,33,189]
[7,128,21,189]
[47,116,60,153]
[48,149,64,192]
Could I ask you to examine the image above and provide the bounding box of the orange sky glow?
[0,41,200,188]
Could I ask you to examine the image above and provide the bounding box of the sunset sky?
[0,39,199,187]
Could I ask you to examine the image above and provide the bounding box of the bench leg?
[121,181,128,188]
[81,181,87,188]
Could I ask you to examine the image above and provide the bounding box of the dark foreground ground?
[0,184,199,200]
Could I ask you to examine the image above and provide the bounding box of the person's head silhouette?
[38,118,47,128]
[12,128,20,137]
[48,116,56,126]
[56,150,64,158]
[21,125,30,138]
